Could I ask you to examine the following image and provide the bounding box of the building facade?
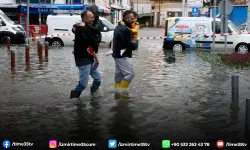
[131,0,154,27]
[152,0,210,27]
[1,0,131,24]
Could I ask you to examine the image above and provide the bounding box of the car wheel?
[51,38,63,47]
[236,43,249,54]
[173,42,184,52]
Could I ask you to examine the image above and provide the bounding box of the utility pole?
[26,0,30,44]
[159,0,160,13]
[159,0,160,27]
[182,0,185,17]
[39,0,41,35]
[212,0,217,56]
[137,0,138,13]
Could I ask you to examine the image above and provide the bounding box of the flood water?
[0,28,249,149]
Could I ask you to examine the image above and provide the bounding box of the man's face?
[83,11,94,24]
[125,13,135,25]
[133,17,137,23]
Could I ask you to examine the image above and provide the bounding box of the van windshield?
[0,11,14,24]
[101,19,115,30]
[229,22,240,33]
[168,21,177,30]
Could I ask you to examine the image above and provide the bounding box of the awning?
[19,4,86,14]
[111,4,125,10]
[138,12,154,18]
[0,4,19,8]
[96,4,111,13]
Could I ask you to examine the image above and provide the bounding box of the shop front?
[18,4,86,34]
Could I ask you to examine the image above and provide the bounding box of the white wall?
[95,0,109,7]
[122,0,130,10]
[0,0,16,4]
[134,4,152,14]
[53,0,66,4]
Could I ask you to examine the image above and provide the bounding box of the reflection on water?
[108,95,138,141]
[0,28,250,148]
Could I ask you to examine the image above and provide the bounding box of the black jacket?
[74,25,98,66]
[72,18,103,45]
[86,4,104,44]
[91,16,104,44]
[112,22,138,58]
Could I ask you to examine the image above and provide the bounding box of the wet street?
[0,28,250,149]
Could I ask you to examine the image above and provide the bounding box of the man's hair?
[123,10,134,19]
[132,11,138,18]
[81,10,91,19]
[86,4,98,16]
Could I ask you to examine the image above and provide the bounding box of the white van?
[0,9,25,44]
[45,14,114,47]
[163,17,250,53]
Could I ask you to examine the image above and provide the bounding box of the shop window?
[188,12,192,17]
[167,11,182,17]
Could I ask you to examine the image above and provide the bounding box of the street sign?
[192,7,199,16]
[187,0,203,8]
[218,0,233,15]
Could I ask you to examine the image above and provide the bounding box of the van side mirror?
[103,27,108,32]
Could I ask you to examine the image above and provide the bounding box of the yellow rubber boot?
[114,83,120,88]
[120,80,130,89]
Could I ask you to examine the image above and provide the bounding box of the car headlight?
[12,27,21,31]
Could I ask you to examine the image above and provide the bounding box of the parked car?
[163,17,249,53]
[0,9,25,44]
[45,14,114,47]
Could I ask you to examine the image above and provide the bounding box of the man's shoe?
[114,83,120,88]
[91,81,101,94]
[91,86,99,95]
[70,90,81,99]
[120,80,130,89]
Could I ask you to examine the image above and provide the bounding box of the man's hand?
[95,59,100,66]
[79,22,85,26]
[72,22,85,32]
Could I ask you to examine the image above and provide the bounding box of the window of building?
[167,11,182,17]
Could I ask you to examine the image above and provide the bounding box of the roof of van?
[167,17,231,22]
[47,14,106,20]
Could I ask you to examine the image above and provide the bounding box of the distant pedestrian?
[70,10,102,99]
[112,10,138,89]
